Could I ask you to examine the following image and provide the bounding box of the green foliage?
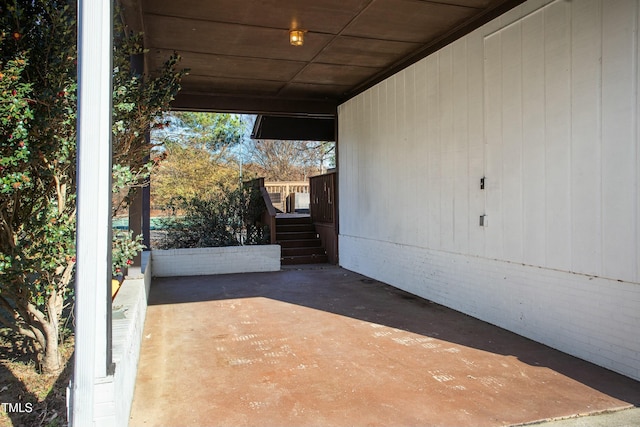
[112,231,145,276]
[159,185,269,249]
[111,13,187,221]
[110,7,186,271]
[0,57,33,194]
[112,161,154,217]
[112,23,186,169]
[0,0,77,373]
[0,0,184,372]
[150,112,251,208]
[151,140,241,207]
[164,112,246,152]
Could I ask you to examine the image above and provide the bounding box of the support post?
[73,0,113,425]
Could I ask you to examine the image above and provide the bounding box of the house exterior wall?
[338,0,640,381]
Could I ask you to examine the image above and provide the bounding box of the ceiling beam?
[251,115,336,141]
[171,93,338,117]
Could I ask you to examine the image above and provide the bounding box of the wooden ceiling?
[119,0,524,116]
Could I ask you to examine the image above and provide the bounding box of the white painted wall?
[91,252,152,427]
[151,245,281,277]
[338,0,640,381]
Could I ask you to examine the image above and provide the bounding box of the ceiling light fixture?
[289,29,305,46]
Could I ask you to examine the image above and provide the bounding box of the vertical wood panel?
[544,1,572,271]
[393,73,406,242]
[467,31,486,256]
[339,101,354,233]
[500,22,524,263]
[426,56,441,248]
[637,0,640,283]
[570,0,603,276]
[404,65,419,246]
[521,9,547,267]
[453,39,470,254]
[484,32,504,259]
[439,48,455,251]
[368,83,388,238]
[414,60,430,246]
[359,92,372,233]
[601,0,638,281]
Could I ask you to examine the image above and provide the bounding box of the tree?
[0,0,78,373]
[111,19,185,217]
[165,112,246,152]
[247,139,334,181]
[151,141,239,207]
[150,112,248,207]
[0,0,185,373]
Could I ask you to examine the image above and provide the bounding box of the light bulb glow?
[290,30,305,46]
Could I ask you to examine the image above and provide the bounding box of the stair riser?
[277,232,318,240]
[276,224,315,233]
[281,255,329,265]
[275,216,328,264]
[281,247,326,257]
[277,240,321,248]
[277,217,312,225]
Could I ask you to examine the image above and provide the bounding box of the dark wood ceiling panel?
[119,0,525,114]
[315,36,421,68]
[280,82,354,99]
[343,0,481,42]
[181,75,285,96]
[142,0,370,34]
[144,15,331,61]
[428,0,494,7]
[293,63,377,86]
[147,49,305,82]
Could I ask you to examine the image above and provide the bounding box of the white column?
[73,0,113,425]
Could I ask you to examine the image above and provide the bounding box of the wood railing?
[309,172,338,264]
[264,181,309,212]
[309,172,335,224]
[246,178,277,244]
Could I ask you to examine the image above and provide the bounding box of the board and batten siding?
[338,0,640,380]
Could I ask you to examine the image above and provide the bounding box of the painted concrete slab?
[130,266,640,427]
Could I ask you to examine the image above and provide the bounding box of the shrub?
[159,185,269,249]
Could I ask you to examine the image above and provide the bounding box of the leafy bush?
[158,185,269,249]
[0,0,184,374]
[112,231,145,276]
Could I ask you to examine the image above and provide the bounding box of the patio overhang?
[251,115,336,141]
[118,0,527,116]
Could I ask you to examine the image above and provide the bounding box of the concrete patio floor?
[129,266,640,427]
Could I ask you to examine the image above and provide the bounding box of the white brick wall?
[340,235,640,381]
[151,245,281,277]
[85,252,153,427]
